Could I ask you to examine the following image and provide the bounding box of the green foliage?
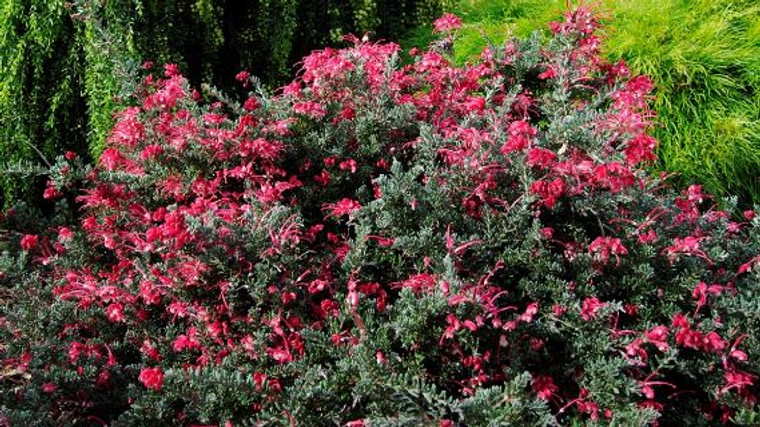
[402,0,760,204]
[80,0,142,156]
[0,0,89,208]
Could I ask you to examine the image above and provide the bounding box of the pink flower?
[140,340,161,361]
[730,348,748,362]
[501,120,537,154]
[281,81,301,97]
[43,184,59,199]
[267,346,293,364]
[663,236,710,263]
[139,367,164,391]
[110,107,145,147]
[433,13,462,33]
[145,77,186,110]
[164,63,180,77]
[580,297,605,321]
[625,338,647,360]
[339,159,357,173]
[624,134,657,165]
[538,67,556,80]
[99,148,126,171]
[235,70,251,82]
[172,330,201,352]
[532,375,558,401]
[540,227,554,239]
[519,302,539,322]
[591,162,635,193]
[323,198,362,218]
[721,369,756,394]
[553,304,567,316]
[293,102,327,118]
[395,273,437,294]
[366,235,395,247]
[526,148,557,169]
[167,301,189,318]
[588,236,628,265]
[58,227,73,242]
[106,303,126,322]
[530,178,566,208]
[645,326,670,351]
[244,97,260,111]
[141,144,164,160]
[637,229,657,244]
[20,234,38,251]
[738,256,760,274]
[464,96,485,112]
[702,331,728,353]
[340,105,356,120]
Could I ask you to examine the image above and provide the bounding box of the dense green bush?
[403,0,760,204]
[2,8,759,425]
[0,0,448,209]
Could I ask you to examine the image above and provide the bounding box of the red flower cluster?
[432,13,462,33]
[138,367,164,391]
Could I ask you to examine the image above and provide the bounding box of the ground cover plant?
[1,6,760,425]
[403,0,760,204]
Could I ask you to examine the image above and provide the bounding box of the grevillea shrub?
[2,7,760,425]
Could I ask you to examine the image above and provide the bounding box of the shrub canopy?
[2,7,759,426]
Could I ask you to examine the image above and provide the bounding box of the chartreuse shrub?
[3,8,760,425]
[403,0,760,204]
